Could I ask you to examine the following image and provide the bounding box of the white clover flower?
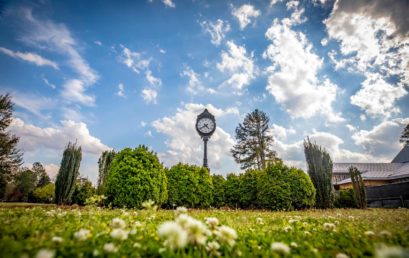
[51,236,63,243]
[134,221,143,228]
[205,217,219,229]
[103,243,118,253]
[133,242,142,248]
[142,200,158,211]
[206,241,221,256]
[111,217,126,229]
[379,230,392,237]
[157,221,188,250]
[348,216,354,220]
[74,229,91,241]
[129,228,137,235]
[176,214,191,229]
[256,217,264,225]
[303,222,309,227]
[92,249,100,257]
[36,249,54,258]
[283,226,293,232]
[374,244,407,258]
[290,242,298,248]
[175,206,188,215]
[215,225,237,247]
[184,217,209,245]
[336,253,349,258]
[304,231,311,236]
[271,242,290,254]
[323,223,336,231]
[110,228,129,240]
[289,219,298,224]
[364,231,375,236]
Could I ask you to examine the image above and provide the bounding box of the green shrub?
[224,173,241,208]
[71,178,95,206]
[334,189,357,208]
[105,146,167,208]
[166,163,213,208]
[211,175,225,208]
[32,183,55,203]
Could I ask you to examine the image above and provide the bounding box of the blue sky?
[1,0,408,183]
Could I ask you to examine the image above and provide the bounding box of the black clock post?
[195,109,216,170]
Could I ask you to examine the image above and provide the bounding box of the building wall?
[338,180,389,190]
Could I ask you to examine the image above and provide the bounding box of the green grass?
[0,204,408,257]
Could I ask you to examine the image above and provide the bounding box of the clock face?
[197,118,215,134]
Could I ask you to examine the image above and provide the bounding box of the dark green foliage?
[211,174,225,208]
[166,163,213,208]
[349,166,367,209]
[72,177,95,206]
[0,94,23,199]
[334,189,357,208]
[32,183,55,203]
[231,109,279,170]
[400,123,409,145]
[105,146,167,208]
[224,173,242,208]
[32,162,50,187]
[239,169,260,208]
[55,142,82,205]
[13,167,37,202]
[97,150,116,193]
[304,137,334,209]
[256,164,315,210]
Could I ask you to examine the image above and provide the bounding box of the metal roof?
[333,163,402,174]
[391,144,409,163]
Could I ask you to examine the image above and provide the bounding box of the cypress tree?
[55,142,82,205]
[349,166,367,209]
[304,137,333,209]
[97,150,115,193]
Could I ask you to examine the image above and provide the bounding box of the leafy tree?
[304,137,334,209]
[239,169,260,209]
[14,167,37,202]
[105,146,167,208]
[72,177,95,206]
[166,163,213,208]
[32,183,55,203]
[349,166,367,209]
[224,173,242,208]
[400,123,409,145]
[32,162,50,187]
[211,174,225,208]
[97,150,116,193]
[231,109,279,170]
[334,189,357,208]
[0,94,23,199]
[55,142,82,205]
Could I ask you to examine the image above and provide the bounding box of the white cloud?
[321,38,328,46]
[232,4,261,30]
[269,124,296,141]
[94,40,102,46]
[181,67,215,95]
[7,90,56,119]
[0,46,58,69]
[352,118,409,159]
[44,163,59,180]
[217,41,256,94]
[118,46,151,74]
[10,118,110,156]
[141,88,158,104]
[159,48,166,54]
[350,74,407,118]
[61,79,95,106]
[42,76,56,89]
[152,103,239,173]
[116,83,125,98]
[162,0,175,8]
[201,19,230,46]
[263,18,344,122]
[145,70,162,87]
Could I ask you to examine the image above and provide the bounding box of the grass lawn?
[0,204,408,257]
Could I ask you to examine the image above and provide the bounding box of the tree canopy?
[400,123,409,145]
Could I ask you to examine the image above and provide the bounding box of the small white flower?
[175,206,188,215]
[256,217,264,225]
[304,231,311,236]
[103,243,118,253]
[129,228,137,235]
[348,216,354,220]
[205,217,219,229]
[92,249,100,257]
[133,242,142,248]
[336,253,349,258]
[36,249,54,258]
[111,217,126,229]
[134,221,143,228]
[290,242,298,248]
[283,226,293,232]
[142,200,158,211]
[74,229,91,241]
[323,223,336,231]
[184,218,209,245]
[51,236,63,243]
[375,244,406,258]
[379,230,392,237]
[271,242,290,254]
[206,241,221,256]
[157,221,188,250]
[364,231,375,236]
[215,225,237,247]
[289,219,298,224]
[303,222,309,227]
[110,228,129,240]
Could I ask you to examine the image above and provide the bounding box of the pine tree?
[304,137,333,209]
[97,150,115,193]
[400,123,409,145]
[0,94,23,199]
[349,166,367,209]
[231,109,279,170]
[55,142,82,205]
[32,162,50,187]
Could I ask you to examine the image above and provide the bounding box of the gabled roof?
[333,163,402,174]
[392,144,409,163]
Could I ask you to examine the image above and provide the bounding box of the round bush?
[166,163,213,208]
[105,146,167,208]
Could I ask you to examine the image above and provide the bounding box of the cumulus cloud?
[116,83,125,98]
[152,103,239,173]
[217,41,256,95]
[201,19,230,46]
[162,0,175,8]
[181,67,215,95]
[0,46,58,69]
[263,17,344,122]
[61,79,95,106]
[141,88,158,104]
[232,4,261,30]
[9,118,110,155]
[145,70,162,87]
[6,91,56,119]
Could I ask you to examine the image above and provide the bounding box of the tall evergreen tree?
[231,109,278,170]
[55,142,82,205]
[304,137,333,209]
[32,162,50,187]
[400,123,409,145]
[97,150,115,193]
[349,166,367,209]
[0,94,23,199]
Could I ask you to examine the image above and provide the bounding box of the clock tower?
[195,109,216,169]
